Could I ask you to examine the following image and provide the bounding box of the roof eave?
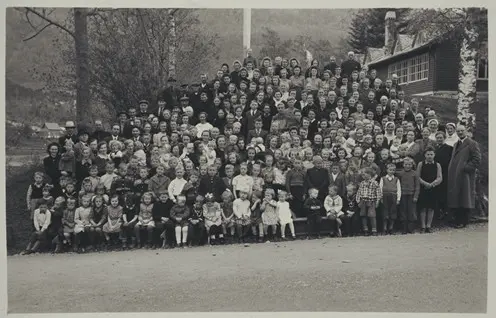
[367,41,434,66]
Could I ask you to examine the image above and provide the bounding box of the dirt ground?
[7,224,487,313]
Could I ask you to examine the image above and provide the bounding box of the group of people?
[23,50,482,255]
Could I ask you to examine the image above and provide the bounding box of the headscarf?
[444,122,459,147]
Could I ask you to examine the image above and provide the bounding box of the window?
[388,53,429,84]
[478,41,488,79]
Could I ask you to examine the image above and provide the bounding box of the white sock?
[289,222,295,236]
[175,227,181,244]
[181,227,188,243]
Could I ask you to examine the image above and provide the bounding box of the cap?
[138,100,149,105]
[180,95,189,101]
[78,129,89,137]
[167,77,177,83]
[65,121,76,128]
[117,110,129,117]
[191,83,200,88]
[180,84,189,88]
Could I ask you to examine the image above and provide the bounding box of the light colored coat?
[447,138,481,209]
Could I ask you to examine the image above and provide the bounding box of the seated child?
[233,190,252,243]
[324,185,344,237]
[23,203,52,254]
[73,194,93,252]
[134,192,155,248]
[188,195,205,247]
[303,188,325,239]
[170,194,190,248]
[203,193,224,245]
[102,195,124,247]
[276,190,296,240]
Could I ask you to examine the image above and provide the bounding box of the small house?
[364,11,488,96]
[39,122,64,139]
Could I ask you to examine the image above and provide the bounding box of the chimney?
[384,11,397,55]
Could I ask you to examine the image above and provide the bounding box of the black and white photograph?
[4,2,490,314]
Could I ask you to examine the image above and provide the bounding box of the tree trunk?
[457,10,479,137]
[74,8,91,129]
[167,9,177,80]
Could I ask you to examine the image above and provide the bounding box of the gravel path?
[7,224,488,313]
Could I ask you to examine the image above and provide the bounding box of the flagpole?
[243,8,252,56]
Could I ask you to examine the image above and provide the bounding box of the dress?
[62,209,76,233]
[261,200,278,225]
[250,201,263,225]
[102,206,123,233]
[203,203,222,229]
[418,161,438,210]
[74,207,92,233]
[276,201,293,224]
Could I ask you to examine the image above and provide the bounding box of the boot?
[31,241,41,253]
[54,242,63,253]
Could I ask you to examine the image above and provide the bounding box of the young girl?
[59,140,76,177]
[324,185,344,237]
[73,194,93,252]
[276,190,296,240]
[169,194,190,248]
[88,195,107,249]
[286,159,306,217]
[134,192,155,248]
[416,148,443,233]
[251,164,265,194]
[220,191,236,239]
[273,159,289,191]
[250,191,264,242]
[261,188,278,241]
[203,193,224,245]
[102,195,124,248]
[26,171,47,219]
[61,197,77,250]
[233,190,252,243]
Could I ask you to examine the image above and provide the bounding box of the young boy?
[169,194,190,248]
[356,167,382,235]
[168,168,188,204]
[324,185,344,237]
[188,195,205,247]
[88,165,101,192]
[341,184,360,237]
[303,188,325,239]
[110,163,134,204]
[199,165,227,202]
[222,164,235,193]
[397,157,420,234]
[148,165,171,201]
[232,163,254,199]
[23,203,52,254]
[379,163,401,235]
[152,191,175,248]
[100,162,118,193]
[329,162,346,198]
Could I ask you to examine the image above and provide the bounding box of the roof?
[42,122,62,131]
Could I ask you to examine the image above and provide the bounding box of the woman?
[43,142,61,185]
[434,131,453,219]
[427,119,440,141]
[444,122,459,147]
[304,59,321,78]
[384,122,396,146]
[305,66,322,91]
[213,108,227,129]
[122,140,135,163]
[289,66,305,91]
[403,131,421,160]
[94,142,110,176]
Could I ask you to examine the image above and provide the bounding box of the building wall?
[434,41,459,91]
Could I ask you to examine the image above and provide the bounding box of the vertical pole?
[243,8,251,56]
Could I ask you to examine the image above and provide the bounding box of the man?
[243,100,262,136]
[413,113,425,140]
[58,121,78,148]
[324,56,338,75]
[243,48,258,68]
[231,61,242,87]
[405,98,420,122]
[447,124,481,228]
[247,118,268,143]
[396,90,410,110]
[189,83,202,110]
[91,120,110,142]
[199,73,211,94]
[179,96,191,113]
[138,100,150,119]
[195,91,214,119]
[340,51,361,78]
[163,77,180,107]
[273,56,283,76]
[105,124,125,143]
[155,96,168,121]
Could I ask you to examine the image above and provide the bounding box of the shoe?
[364,232,371,237]
[420,228,426,233]
[291,236,296,240]
[122,242,127,249]
[425,228,432,233]
[316,235,321,239]
[372,232,378,236]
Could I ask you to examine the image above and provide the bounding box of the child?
[134,192,155,248]
[329,163,346,198]
[222,164,235,193]
[303,188,324,239]
[250,191,264,242]
[102,195,124,248]
[48,196,65,253]
[398,157,420,234]
[233,190,252,243]
[26,171,47,219]
[168,168,188,204]
[203,193,224,245]
[169,194,190,248]
[133,167,150,199]
[73,194,93,252]
[182,171,200,207]
[356,168,382,235]
[88,165,101,192]
[324,185,344,237]
[61,197,77,249]
[416,148,443,233]
[148,165,171,201]
[39,185,54,210]
[285,159,306,217]
[122,193,139,248]
[110,163,134,204]
[251,164,265,194]
[23,203,52,254]
[78,178,95,203]
[341,184,360,237]
[304,156,330,202]
[59,140,76,177]
[232,163,254,199]
[220,191,236,239]
[188,195,205,247]
[379,163,402,235]
[261,188,278,241]
[94,183,109,205]
[273,159,289,191]
[152,191,174,248]
[276,190,296,240]
[88,195,107,249]
[100,162,118,193]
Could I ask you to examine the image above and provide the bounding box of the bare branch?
[24,7,75,38]
[23,22,52,41]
